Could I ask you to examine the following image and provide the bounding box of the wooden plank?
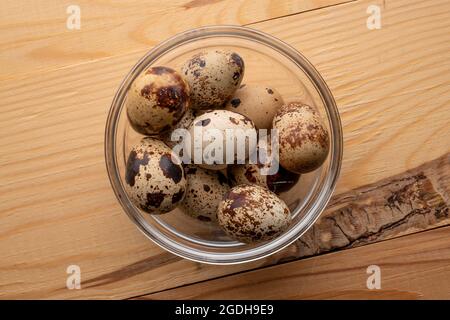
[301,153,450,255]
[269,152,450,262]
[143,226,450,299]
[0,0,449,299]
[0,0,351,79]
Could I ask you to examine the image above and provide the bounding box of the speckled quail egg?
[186,110,257,170]
[225,84,284,129]
[273,102,330,174]
[227,136,300,194]
[181,166,230,223]
[181,50,244,110]
[217,184,291,243]
[228,164,299,195]
[124,137,186,214]
[126,66,190,135]
[160,108,198,148]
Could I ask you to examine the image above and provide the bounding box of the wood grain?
[0,0,449,299]
[294,153,450,259]
[254,152,450,267]
[0,0,351,79]
[143,226,450,300]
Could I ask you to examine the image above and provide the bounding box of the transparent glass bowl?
[105,26,342,264]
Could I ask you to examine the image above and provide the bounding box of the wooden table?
[1,0,449,299]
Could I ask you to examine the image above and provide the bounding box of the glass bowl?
[105,25,342,265]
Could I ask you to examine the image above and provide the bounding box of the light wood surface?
[0,0,351,79]
[280,153,450,259]
[144,226,450,300]
[0,0,449,299]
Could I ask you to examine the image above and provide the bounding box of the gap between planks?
[131,152,450,299]
[0,0,449,299]
[138,225,450,300]
[0,0,353,81]
[243,0,357,27]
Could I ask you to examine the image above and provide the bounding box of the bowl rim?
[105,25,343,265]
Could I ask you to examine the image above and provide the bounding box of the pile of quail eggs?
[124,49,330,244]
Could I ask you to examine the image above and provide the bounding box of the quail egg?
[273,102,330,174]
[217,184,291,243]
[225,84,284,129]
[181,50,244,110]
[186,110,257,170]
[227,136,300,194]
[228,164,299,195]
[160,108,198,148]
[126,66,190,135]
[125,137,186,214]
[181,166,230,223]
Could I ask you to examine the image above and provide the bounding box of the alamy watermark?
[66,265,81,289]
[366,265,381,289]
[170,128,279,176]
[366,5,381,30]
[66,5,81,30]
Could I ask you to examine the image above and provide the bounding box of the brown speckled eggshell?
[187,110,257,170]
[273,102,330,174]
[125,138,186,214]
[228,164,299,195]
[225,84,284,129]
[160,108,198,148]
[181,50,244,110]
[181,166,230,223]
[227,138,300,194]
[126,66,190,135]
[217,184,291,243]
